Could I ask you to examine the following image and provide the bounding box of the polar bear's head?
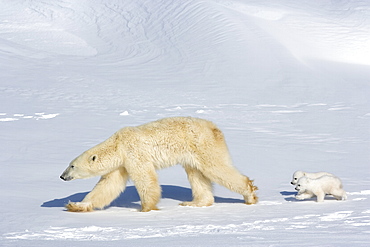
[60,151,100,181]
[60,135,123,181]
[291,170,306,185]
[295,176,309,192]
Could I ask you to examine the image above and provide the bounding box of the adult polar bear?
[60,117,258,212]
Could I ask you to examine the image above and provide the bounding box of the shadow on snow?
[280,191,341,202]
[41,185,244,210]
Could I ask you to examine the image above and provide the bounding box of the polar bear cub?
[295,175,347,202]
[291,170,334,185]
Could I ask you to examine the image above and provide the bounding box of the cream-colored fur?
[291,170,334,185]
[60,117,258,212]
[291,171,335,201]
[295,175,347,202]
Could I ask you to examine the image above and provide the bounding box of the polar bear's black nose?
[60,175,73,181]
[291,182,294,185]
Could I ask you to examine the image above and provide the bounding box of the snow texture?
[1,0,370,246]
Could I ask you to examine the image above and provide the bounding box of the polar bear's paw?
[334,193,347,201]
[65,202,94,212]
[244,193,258,205]
[140,206,159,212]
[295,194,306,200]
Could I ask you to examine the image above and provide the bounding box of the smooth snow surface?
[1,0,370,246]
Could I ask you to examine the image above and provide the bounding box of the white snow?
[1,0,370,246]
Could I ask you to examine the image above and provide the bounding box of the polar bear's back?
[131,117,222,141]
[312,175,343,192]
[117,117,229,169]
[307,171,334,179]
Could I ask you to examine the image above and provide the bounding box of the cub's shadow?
[42,185,244,209]
[280,191,300,202]
[280,191,339,202]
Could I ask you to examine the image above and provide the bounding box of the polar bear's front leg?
[295,191,314,200]
[180,167,214,207]
[66,167,128,212]
[65,202,94,212]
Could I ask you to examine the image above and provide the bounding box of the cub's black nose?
[291,182,294,185]
[60,175,66,181]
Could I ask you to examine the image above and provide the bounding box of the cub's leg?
[130,166,161,212]
[66,167,128,212]
[315,191,325,202]
[180,166,214,207]
[295,191,314,200]
[331,188,347,200]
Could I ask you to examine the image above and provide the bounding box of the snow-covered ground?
[1,0,370,246]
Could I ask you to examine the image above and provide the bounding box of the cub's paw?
[295,195,305,200]
[65,202,94,212]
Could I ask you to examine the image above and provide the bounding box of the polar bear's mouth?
[60,175,73,181]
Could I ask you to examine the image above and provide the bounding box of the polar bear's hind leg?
[130,165,161,212]
[198,163,258,205]
[180,166,214,207]
[315,191,325,202]
[332,188,347,201]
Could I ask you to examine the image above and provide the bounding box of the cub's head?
[291,170,306,185]
[295,176,309,192]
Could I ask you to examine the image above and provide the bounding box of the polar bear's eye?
[71,165,75,169]
[294,178,297,180]
[91,155,97,162]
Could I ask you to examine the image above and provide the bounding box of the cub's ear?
[90,155,97,162]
